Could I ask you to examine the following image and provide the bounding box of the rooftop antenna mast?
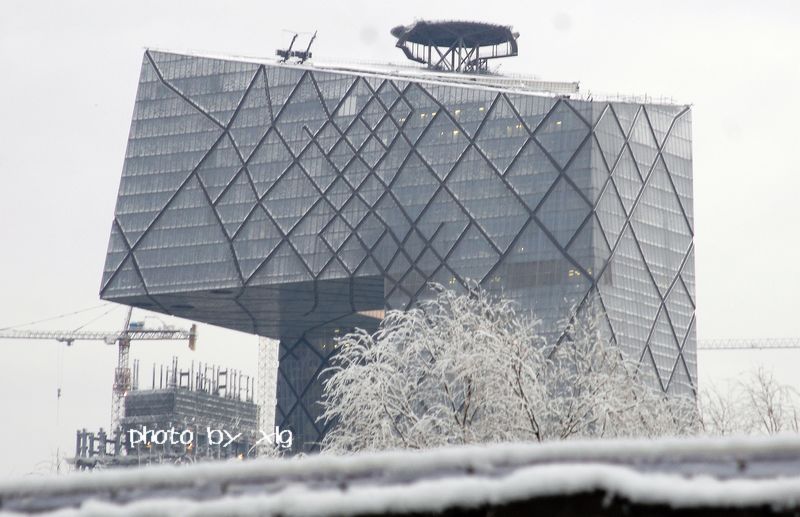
[276,30,317,64]
[276,32,299,63]
[297,31,317,64]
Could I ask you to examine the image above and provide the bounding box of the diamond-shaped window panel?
[595,184,627,248]
[414,248,443,278]
[247,129,294,198]
[149,52,258,127]
[389,94,413,127]
[593,106,627,170]
[628,111,659,174]
[504,141,559,211]
[418,192,469,259]
[390,152,441,221]
[342,159,370,191]
[345,117,371,150]
[263,165,318,233]
[446,147,527,251]
[611,103,640,137]
[290,203,334,275]
[196,134,243,203]
[665,279,694,346]
[274,74,327,154]
[322,215,352,252]
[630,159,692,296]
[474,95,529,174]
[233,206,283,279]
[329,138,355,171]
[247,240,312,286]
[359,134,386,169]
[215,170,257,238]
[313,74,356,115]
[416,113,470,179]
[361,97,387,131]
[135,177,239,291]
[401,83,439,143]
[325,177,353,211]
[375,195,410,242]
[229,68,272,161]
[649,311,681,389]
[314,122,342,154]
[332,78,372,128]
[376,81,399,109]
[117,59,224,246]
[448,224,499,283]
[101,223,131,286]
[607,225,663,319]
[340,196,370,228]
[356,174,385,208]
[374,115,401,149]
[535,177,591,249]
[645,105,682,147]
[533,101,590,169]
[374,136,411,185]
[611,145,643,214]
[103,255,146,298]
[565,215,605,281]
[386,246,414,284]
[356,211,385,251]
[298,143,337,192]
[401,229,427,263]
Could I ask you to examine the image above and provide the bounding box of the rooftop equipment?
[390,20,519,73]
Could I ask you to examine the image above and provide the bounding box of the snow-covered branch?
[319,284,698,453]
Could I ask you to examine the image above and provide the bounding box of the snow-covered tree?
[319,284,698,453]
[699,368,800,435]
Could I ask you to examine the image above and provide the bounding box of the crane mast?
[0,307,197,432]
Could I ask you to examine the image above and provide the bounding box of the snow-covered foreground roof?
[4,435,800,515]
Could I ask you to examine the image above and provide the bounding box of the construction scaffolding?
[74,358,258,470]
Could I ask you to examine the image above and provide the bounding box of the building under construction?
[74,358,258,469]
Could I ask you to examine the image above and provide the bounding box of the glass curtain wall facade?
[101,51,696,451]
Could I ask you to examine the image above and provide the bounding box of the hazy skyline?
[1,0,798,477]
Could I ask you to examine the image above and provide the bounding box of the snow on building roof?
[4,435,800,515]
[145,47,581,98]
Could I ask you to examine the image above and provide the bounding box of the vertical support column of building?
[275,330,347,454]
[110,337,130,433]
[257,336,279,454]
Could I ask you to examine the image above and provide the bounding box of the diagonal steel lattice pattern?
[101,51,696,451]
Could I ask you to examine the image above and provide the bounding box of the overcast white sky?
[0,0,799,478]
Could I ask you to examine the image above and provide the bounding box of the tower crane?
[698,338,800,350]
[0,307,197,432]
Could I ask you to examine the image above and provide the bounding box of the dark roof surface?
[391,20,518,47]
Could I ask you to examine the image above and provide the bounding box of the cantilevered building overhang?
[101,49,696,450]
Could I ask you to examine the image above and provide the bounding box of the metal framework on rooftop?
[391,20,519,73]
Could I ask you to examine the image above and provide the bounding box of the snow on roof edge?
[3,434,800,496]
[12,463,800,517]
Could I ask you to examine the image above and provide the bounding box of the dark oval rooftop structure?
[391,20,519,48]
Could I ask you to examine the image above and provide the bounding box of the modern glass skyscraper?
[101,49,695,451]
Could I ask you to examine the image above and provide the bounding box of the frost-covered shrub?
[319,284,698,453]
